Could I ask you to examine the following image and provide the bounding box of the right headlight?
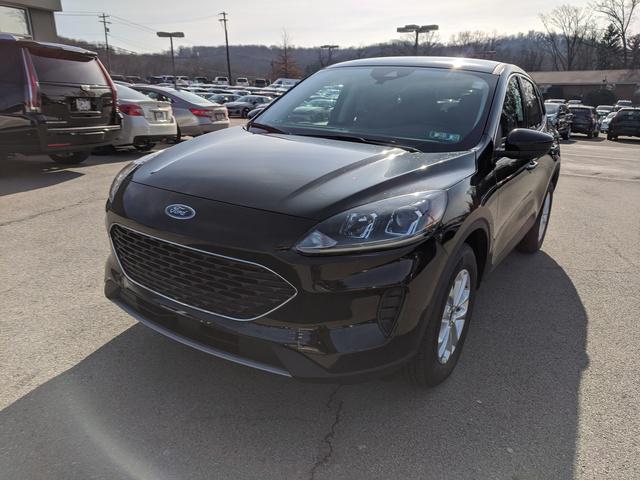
[295,190,447,254]
[108,150,161,203]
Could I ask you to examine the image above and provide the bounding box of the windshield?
[569,108,592,118]
[545,104,559,114]
[254,66,497,152]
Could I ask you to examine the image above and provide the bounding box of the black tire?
[516,187,553,253]
[607,133,617,141]
[134,143,155,152]
[593,130,599,138]
[587,131,593,138]
[49,151,90,165]
[561,129,570,140]
[242,107,250,118]
[405,244,478,387]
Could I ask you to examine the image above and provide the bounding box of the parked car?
[607,107,640,140]
[567,105,599,137]
[567,99,582,105]
[148,76,165,84]
[225,95,272,117]
[546,98,566,104]
[599,112,617,133]
[614,100,633,110]
[213,76,229,85]
[246,105,267,119]
[193,76,210,84]
[204,93,240,104]
[0,34,120,164]
[131,85,229,139]
[125,76,147,84]
[105,56,559,385]
[235,77,250,86]
[545,102,572,140]
[105,84,177,151]
[253,78,268,88]
[595,105,613,120]
[268,78,301,88]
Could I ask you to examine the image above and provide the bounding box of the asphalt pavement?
[1,128,639,479]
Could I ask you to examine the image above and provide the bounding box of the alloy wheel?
[437,269,471,364]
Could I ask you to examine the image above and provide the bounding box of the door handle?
[526,160,538,170]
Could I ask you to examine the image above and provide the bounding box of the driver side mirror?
[496,128,554,161]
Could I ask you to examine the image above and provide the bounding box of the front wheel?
[517,188,553,253]
[49,151,90,164]
[242,107,250,118]
[405,244,478,387]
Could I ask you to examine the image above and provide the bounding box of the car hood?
[132,127,476,220]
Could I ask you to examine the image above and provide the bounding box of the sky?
[55,0,593,53]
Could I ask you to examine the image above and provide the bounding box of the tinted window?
[616,110,640,121]
[173,89,213,104]
[569,108,591,118]
[256,66,497,152]
[31,54,107,85]
[520,78,542,128]
[0,43,24,112]
[116,84,152,101]
[500,77,525,137]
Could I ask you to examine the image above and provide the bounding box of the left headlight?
[108,151,161,203]
[295,190,447,254]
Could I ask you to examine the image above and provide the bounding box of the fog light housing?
[377,287,405,336]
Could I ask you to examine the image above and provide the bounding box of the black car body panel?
[105,57,561,381]
[0,35,120,156]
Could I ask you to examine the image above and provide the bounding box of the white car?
[600,112,617,133]
[213,76,229,85]
[235,77,249,86]
[112,84,178,151]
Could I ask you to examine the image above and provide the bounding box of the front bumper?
[104,184,450,381]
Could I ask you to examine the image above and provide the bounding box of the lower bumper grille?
[110,224,297,320]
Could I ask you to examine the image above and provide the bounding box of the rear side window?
[520,78,543,128]
[30,53,107,85]
[0,43,23,85]
[500,77,525,138]
[0,43,24,112]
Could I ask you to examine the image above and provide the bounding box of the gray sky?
[56,0,592,53]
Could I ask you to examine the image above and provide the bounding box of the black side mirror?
[496,128,554,161]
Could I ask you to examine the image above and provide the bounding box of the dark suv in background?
[0,34,120,164]
[607,108,640,140]
[567,105,599,138]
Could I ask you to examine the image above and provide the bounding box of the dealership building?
[530,69,640,102]
[0,0,61,41]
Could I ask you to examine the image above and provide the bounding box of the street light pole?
[319,44,339,67]
[219,12,232,84]
[396,24,439,56]
[157,31,185,90]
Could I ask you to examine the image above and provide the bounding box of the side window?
[500,77,525,139]
[520,78,543,128]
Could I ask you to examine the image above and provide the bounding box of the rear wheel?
[242,107,250,118]
[517,187,553,253]
[49,151,90,165]
[405,244,478,387]
[561,128,571,140]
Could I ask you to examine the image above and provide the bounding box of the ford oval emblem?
[165,204,196,220]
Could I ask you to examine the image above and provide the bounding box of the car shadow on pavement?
[0,251,588,479]
[0,152,144,197]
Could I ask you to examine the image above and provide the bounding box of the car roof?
[327,56,516,75]
[0,33,96,56]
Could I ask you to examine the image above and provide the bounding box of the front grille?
[110,224,297,320]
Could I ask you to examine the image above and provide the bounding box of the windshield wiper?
[248,122,289,134]
[296,133,420,153]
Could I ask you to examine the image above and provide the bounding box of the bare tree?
[540,5,597,70]
[592,0,640,67]
[271,30,302,78]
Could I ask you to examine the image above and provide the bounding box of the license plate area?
[75,98,92,111]
[153,111,167,121]
[215,113,226,121]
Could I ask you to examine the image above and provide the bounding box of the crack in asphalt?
[309,385,344,480]
[0,198,100,227]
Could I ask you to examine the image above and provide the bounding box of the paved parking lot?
[1,128,639,479]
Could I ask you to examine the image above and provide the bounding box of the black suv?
[567,105,599,138]
[0,35,120,164]
[607,108,640,140]
[545,102,572,140]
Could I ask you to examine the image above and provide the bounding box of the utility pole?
[219,12,232,84]
[396,24,439,56]
[98,13,111,72]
